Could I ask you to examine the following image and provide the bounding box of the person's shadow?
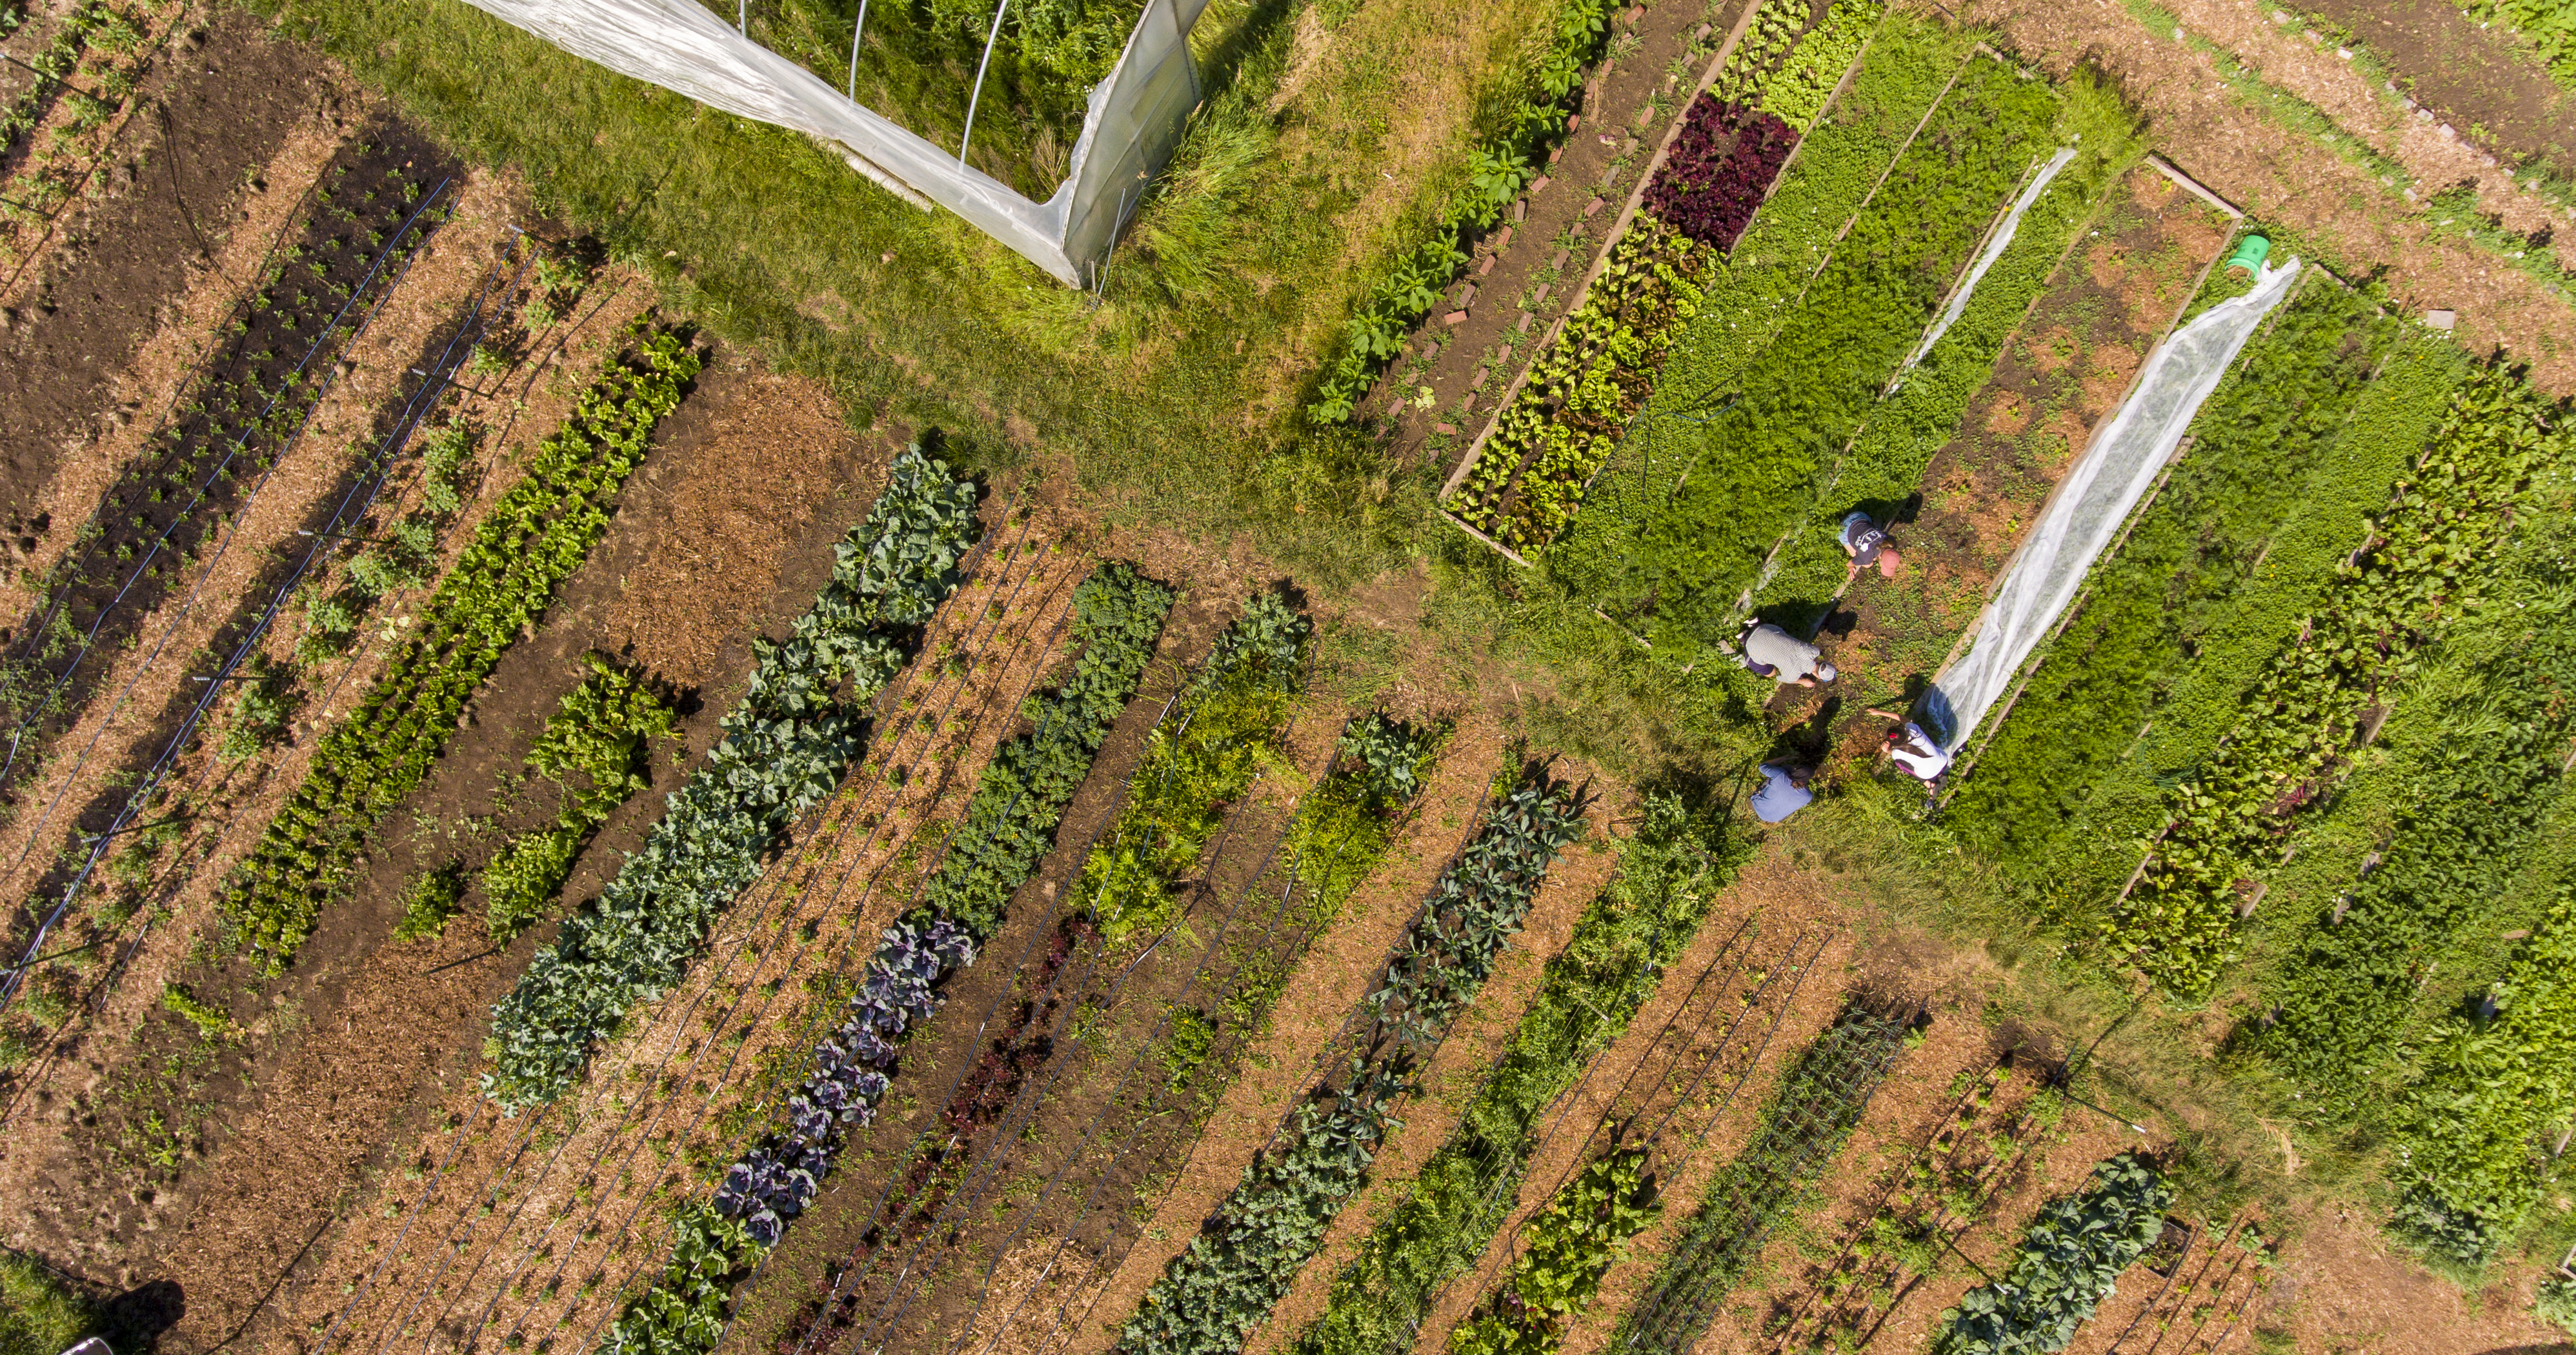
[100,1279,185,1352]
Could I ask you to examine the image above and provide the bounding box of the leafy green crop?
[1089,590,1310,942]
[2098,365,2574,996]
[2386,887,2576,1264]
[1307,0,1609,425]
[1449,1148,1656,1355]
[481,446,984,1110]
[1115,763,1586,1355]
[598,1203,758,1355]
[485,656,679,939]
[1291,794,1740,1355]
[1930,1152,2171,1355]
[219,325,699,972]
[1615,1005,1909,1355]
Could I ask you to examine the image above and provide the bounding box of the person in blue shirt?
[1751,761,1815,823]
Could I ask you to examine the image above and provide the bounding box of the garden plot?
[2080,1215,2271,1355]
[0,181,583,1114]
[1545,21,2067,663]
[263,502,1098,1355]
[1776,162,2231,774]
[760,705,1447,1355]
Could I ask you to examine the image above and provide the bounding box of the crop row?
[2097,364,2574,996]
[1929,1151,2171,1355]
[1290,794,1745,1355]
[1762,1058,2061,1353]
[1951,277,2417,889]
[751,587,1311,1351]
[482,447,989,1110]
[1113,763,1587,1355]
[1442,0,1847,556]
[1305,0,1610,425]
[1449,1145,1657,1355]
[598,557,1173,1352]
[1,136,452,802]
[0,0,154,227]
[2387,885,2576,1263]
[1612,1003,1913,1355]
[480,655,682,941]
[2248,528,2576,1112]
[214,321,694,972]
[1090,589,1311,941]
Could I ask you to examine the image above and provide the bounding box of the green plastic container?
[2226,233,2272,275]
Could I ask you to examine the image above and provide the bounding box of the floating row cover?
[1927,256,2302,753]
[460,0,1212,285]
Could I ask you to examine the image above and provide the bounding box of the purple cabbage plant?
[713,916,975,1243]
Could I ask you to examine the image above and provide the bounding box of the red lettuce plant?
[1643,97,1796,252]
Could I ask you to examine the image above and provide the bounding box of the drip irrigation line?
[1618,997,1908,1355]
[767,661,1219,1355]
[0,179,457,1007]
[373,506,1056,1355]
[485,532,1112,1355]
[941,721,1414,1355]
[1444,924,1813,1349]
[1412,914,1769,1355]
[414,507,1049,1347]
[839,708,1338,1355]
[337,534,1049,1355]
[1012,776,1582,1355]
[0,175,452,774]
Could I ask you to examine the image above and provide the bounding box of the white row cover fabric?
[1897,146,2078,380]
[1927,256,2301,752]
[459,0,1209,285]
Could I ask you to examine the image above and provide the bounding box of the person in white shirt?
[1869,708,1951,782]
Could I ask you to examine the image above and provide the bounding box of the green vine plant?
[1449,1147,1659,1355]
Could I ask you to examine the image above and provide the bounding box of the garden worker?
[1739,621,1835,688]
[1840,511,1903,581]
[1751,762,1816,824]
[1869,707,1951,783]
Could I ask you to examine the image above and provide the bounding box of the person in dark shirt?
[1840,512,1904,581]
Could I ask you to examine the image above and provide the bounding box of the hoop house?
[461,0,1210,285]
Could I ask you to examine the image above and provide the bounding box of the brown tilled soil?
[1784,163,2230,768]
[0,342,914,1351]
[0,5,339,541]
[1954,0,2576,392]
[1361,0,1763,476]
[727,577,1242,1354]
[2297,0,2576,182]
[276,510,1094,1355]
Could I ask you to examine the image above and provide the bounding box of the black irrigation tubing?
[822,659,1336,1335]
[764,660,1222,1355]
[366,505,1059,1355]
[1443,923,1815,1348]
[940,719,1417,1355]
[1385,912,1769,1355]
[406,507,1055,1352]
[0,177,456,1004]
[1768,1053,2007,1346]
[493,530,1112,1355]
[838,707,1339,1355]
[1016,779,1577,1355]
[1617,1005,1908,1355]
[0,172,452,772]
[323,527,1054,1355]
[2103,1219,2242,1355]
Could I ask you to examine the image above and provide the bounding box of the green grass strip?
[1289,794,1742,1355]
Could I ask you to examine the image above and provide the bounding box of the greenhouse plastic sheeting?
[1926,256,2301,752]
[458,0,1209,286]
[1898,146,2078,378]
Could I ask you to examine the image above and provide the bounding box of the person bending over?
[1869,708,1951,783]
[1751,762,1816,823]
[1840,512,1904,581]
[1740,621,1835,688]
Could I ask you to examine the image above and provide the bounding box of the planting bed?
[1784,163,2232,772]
